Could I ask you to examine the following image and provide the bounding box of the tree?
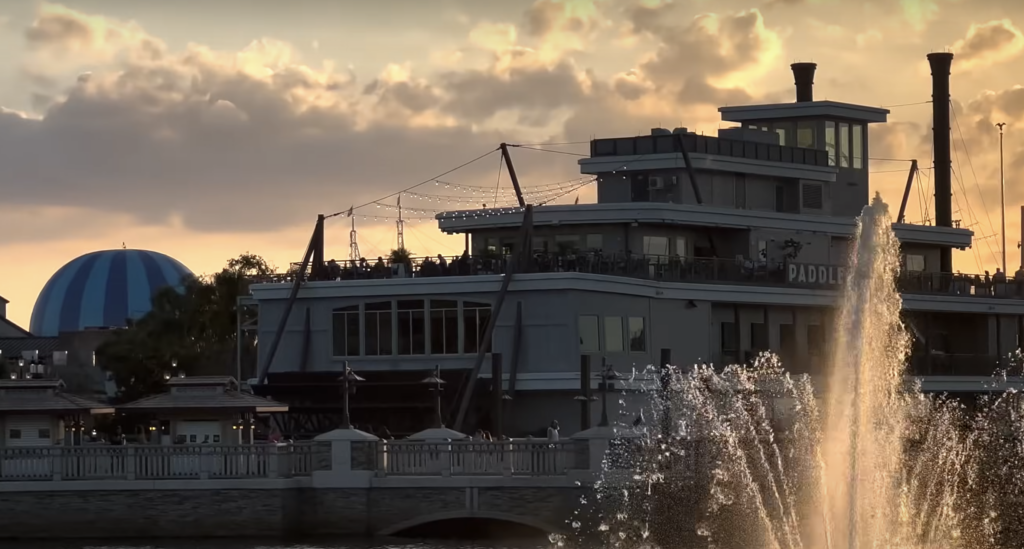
[96,253,275,402]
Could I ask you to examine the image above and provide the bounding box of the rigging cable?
[951,99,1002,265]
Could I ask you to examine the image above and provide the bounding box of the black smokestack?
[791,62,817,103]
[927,52,954,273]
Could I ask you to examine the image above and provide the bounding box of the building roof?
[0,318,33,338]
[718,100,890,124]
[119,376,288,413]
[0,336,60,356]
[30,249,195,337]
[0,379,114,414]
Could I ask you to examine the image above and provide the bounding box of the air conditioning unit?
[648,176,665,190]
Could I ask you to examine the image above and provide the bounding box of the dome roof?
[30,249,194,337]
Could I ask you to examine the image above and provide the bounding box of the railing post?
[267,444,282,478]
[51,447,62,482]
[199,446,212,480]
[126,447,137,480]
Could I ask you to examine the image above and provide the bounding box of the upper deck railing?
[254,252,1024,300]
[590,132,831,168]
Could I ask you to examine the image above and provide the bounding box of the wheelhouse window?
[364,301,393,356]
[852,124,864,169]
[825,121,837,166]
[331,305,360,357]
[430,299,459,355]
[579,315,600,352]
[605,317,624,352]
[839,122,850,168]
[463,301,492,354]
[628,317,647,352]
[796,121,815,149]
[397,300,426,355]
[904,254,926,272]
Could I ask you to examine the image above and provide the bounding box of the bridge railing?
[376,440,580,477]
[0,442,329,482]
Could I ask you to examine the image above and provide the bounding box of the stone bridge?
[0,428,630,539]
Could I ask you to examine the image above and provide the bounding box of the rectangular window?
[429,299,460,355]
[605,317,624,352]
[643,236,669,257]
[825,121,836,166]
[485,238,499,252]
[774,122,794,146]
[463,301,492,354]
[585,234,603,250]
[904,254,926,272]
[839,122,850,168]
[628,317,646,352]
[364,301,393,356]
[397,300,426,355]
[750,323,769,351]
[555,235,582,252]
[852,124,863,169]
[331,305,360,357]
[579,315,600,352]
[674,237,688,258]
[38,428,51,439]
[775,185,786,213]
[9,429,21,439]
[796,121,815,148]
[721,322,738,353]
[808,324,825,356]
[757,240,768,262]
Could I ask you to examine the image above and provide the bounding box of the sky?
[2,0,1024,329]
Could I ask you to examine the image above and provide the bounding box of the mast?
[998,122,1007,273]
[396,194,405,251]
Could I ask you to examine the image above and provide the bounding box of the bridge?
[0,428,648,539]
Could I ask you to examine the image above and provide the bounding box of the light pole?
[340,361,364,430]
[998,122,1007,273]
[421,365,447,428]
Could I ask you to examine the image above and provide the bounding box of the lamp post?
[598,358,621,428]
[340,361,364,430]
[421,365,447,428]
[998,122,1008,273]
[16,358,24,380]
[163,358,181,381]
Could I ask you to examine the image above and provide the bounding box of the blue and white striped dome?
[30,249,194,336]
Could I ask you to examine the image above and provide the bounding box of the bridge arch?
[377,510,567,537]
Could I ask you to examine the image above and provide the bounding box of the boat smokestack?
[791,62,817,103]
[927,52,954,273]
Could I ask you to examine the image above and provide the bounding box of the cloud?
[951,19,1024,68]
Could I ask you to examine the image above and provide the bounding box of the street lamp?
[164,358,180,381]
[421,365,447,428]
[598,359,621,428]
[339,361,365,430]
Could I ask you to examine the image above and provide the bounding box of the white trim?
[719,100,890,123]
[434,202,973,248]
[578,152,837,181]
[250,272,1024,314]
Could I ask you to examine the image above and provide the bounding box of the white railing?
[0,442,328,482]
[377,440,578,477]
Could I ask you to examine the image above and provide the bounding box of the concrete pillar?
[311,428,379,488]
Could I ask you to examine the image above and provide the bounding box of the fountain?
[571,196,1024,549]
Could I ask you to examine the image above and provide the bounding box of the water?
[578,195,1024,549]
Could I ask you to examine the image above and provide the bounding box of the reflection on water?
[0,541,551,549]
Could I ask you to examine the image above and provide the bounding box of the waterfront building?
[118,375,288,444]
[246,53,1024,439]
[0,377,113,446]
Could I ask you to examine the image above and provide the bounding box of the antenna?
[348,213,360,261]
[396,194,405,251]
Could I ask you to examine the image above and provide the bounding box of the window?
[485,238,499,252]
[674,237,688,258]
[579,315,600,352]
[751,323,769,351]
[532,237,549,252]
[775,185,786,213]
[430,300,460,355]
[397,300,426,355]
[721,322,738,353]
[773,122,793,146]
[38,428,51,439]
[796,121,815,148]
[802,182,824,210]
[808,324,825,356]
[364,301,393,356]
[643,236,669,257]
[628,317,646,352]
[852,124,863,169]
[605,317,624,352]
[8,429,21,440]
[555,235,581,252]
[839,122,850,168]
[757,240,768,262]
[825,121,836,166]
[586,234,603,250]
[331,305,360,357]
[904,254,926,272]
[463,301,492,354]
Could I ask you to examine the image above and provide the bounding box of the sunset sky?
[2,0,1023,329]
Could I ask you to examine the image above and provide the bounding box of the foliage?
[95,253,273,402]
[388,247,413,265]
